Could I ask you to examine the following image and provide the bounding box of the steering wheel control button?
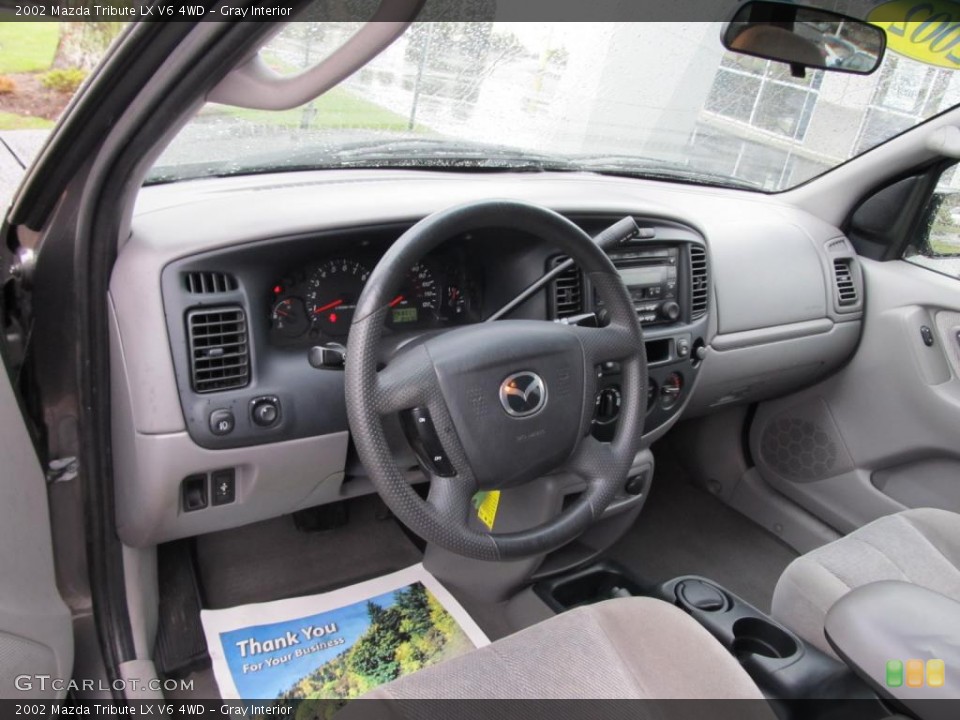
[251,397,281,428]
[624,474,646,496]
[211,468,236,506]
[920,326,935,347]
[402,408,456,477]
[209,409,235,436]
[594,386,622,425]
[499,371,547,417]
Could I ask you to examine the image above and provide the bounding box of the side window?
[0,21,129,212]
[906,165,960,280]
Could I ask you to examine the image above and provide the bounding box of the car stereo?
[606,246,680,324]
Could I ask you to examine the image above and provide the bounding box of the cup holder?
[732,617,798,660]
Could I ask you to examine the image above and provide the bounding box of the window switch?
[182,475,208,512]
[211,468,236,506]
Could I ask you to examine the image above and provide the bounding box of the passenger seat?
[772,508,960,657]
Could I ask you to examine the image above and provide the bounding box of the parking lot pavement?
[0,130,50,213]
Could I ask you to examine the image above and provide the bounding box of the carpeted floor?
[194,495,423,609]
[607,452,798,612]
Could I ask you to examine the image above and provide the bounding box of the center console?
[536,563,887,718]
[556,219,710,439]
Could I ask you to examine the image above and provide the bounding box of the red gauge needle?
[388,295,405,308]
[274,309,290,318]
[313,299,344,314]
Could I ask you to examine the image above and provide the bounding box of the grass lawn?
[930,237,960,256]
[210,87,418,132]
[0,111,53,129]
[0,22,58,74]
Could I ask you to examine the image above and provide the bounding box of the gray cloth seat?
[353,596,770,707]
[772,508,960,658]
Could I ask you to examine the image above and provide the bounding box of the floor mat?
[195,495,422,609]
[201,564,488,700]
[607,453,798,612]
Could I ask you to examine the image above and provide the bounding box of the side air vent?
[550,257,583,319]
[184,271,238,294]
[186,307,250,393]
[690,245,709,319]
[833,259,859,306]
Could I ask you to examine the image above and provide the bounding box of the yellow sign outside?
[870,1,960,69]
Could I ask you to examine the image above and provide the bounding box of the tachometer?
[388,262,439,327]
[306,258,370,337]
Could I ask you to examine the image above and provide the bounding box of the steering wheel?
[344,200,646,561]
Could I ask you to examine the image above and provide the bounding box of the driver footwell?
[195,495,421,609]
[156,495,509,700]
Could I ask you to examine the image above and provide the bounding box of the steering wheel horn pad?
[345,200,647,561]
[424,320,587,490]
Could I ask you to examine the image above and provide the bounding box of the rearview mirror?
[723,1,886,76]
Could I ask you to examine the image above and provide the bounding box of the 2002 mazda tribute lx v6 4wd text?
[3,1,960,718]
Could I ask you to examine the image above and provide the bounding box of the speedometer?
[388,262,439,327]
[305,258,370,337]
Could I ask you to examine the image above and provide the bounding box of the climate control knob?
[660,301,681,322]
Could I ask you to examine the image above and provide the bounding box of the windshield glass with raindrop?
[150,20,960,192]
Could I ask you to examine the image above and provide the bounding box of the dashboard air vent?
[833,259,859,306]
[187,307,250,393]
[550,257,583,319]
[690,245,709,319]
[184,271,238,294]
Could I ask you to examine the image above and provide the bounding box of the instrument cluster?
[267,251,480,345]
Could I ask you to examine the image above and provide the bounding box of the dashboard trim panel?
[109,170,863,545]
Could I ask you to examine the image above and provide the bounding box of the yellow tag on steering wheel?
[472,491,501,531]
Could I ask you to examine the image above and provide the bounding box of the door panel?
[0,366,73,698]
[750,257,960,533]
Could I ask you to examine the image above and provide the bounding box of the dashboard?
[110,169,864,548]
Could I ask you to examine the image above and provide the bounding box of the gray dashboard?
[111,170,863,547]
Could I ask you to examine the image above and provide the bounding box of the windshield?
[151,21,960,192]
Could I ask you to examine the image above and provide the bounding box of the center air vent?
[184,271,238,294]
[833,259,859,307]
[187,307,250,393]
[550,257,583,319]
[690,246,709,319]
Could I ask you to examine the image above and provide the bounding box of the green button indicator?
[887,659,904,687]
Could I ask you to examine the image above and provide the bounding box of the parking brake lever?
[485,216,644,322]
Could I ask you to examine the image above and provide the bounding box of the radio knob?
[661,301,681,322]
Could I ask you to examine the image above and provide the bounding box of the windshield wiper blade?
[575,155,761,191]
[148,138,579,182]
[289,138,579,172]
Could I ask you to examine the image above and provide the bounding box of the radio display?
[617,265,666,287]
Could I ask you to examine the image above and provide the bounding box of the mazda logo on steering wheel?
[500,372,547,417]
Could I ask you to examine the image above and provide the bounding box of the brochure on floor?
[200,563,489,701]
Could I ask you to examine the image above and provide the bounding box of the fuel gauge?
[446,284,466,317]
[271,297,309,338]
